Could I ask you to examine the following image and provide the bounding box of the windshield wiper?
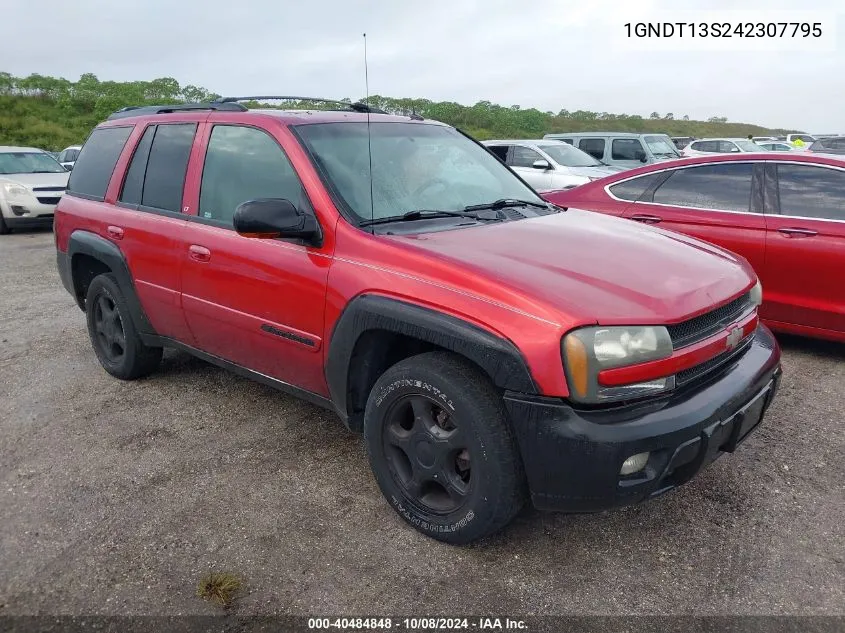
[463,198,548,213]
[359,209,500,228]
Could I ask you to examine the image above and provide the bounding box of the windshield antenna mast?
[363,33,375,233]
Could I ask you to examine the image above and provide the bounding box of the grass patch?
[197,572,242,608]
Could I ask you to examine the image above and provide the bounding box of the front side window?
[140,123,196,212]
[295,122,542,223]
[509,146,544,168]
[67,126,133,199]
[538,143,601,167]
[692,141,718,152]
[776,164,845,221]
[578,138,605,160]
[200,125,304,225]
[0,152,66,175]
[718,141,741,153]
[611,139,645,161]
[652,163,754,212]
[735,140,761,152]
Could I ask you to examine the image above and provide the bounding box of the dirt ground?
[1,229,843,617]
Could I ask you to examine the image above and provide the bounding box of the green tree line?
[0,72,797,150]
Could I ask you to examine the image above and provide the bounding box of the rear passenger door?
[762,162,845,334]
[622,162,767,274]
[114,122,198,343]
[179,121,332,396]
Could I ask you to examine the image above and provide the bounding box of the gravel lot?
[1,229,843,617]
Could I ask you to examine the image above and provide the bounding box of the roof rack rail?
[212,95,388,115]
[106,102,248,121]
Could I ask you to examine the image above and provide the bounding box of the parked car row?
[543,151,845,343]
[50,98,782,543]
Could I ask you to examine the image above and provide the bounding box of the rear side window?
[611,139,644,160]
[608,173,662,201]
[578,138,605,160]
[67,127,133,200]
[199,125,304,225]
[140,124,197,212]
[776,164,845,220]
[119,126,156,206]
[486,145,509,162]
[653,163,754,212]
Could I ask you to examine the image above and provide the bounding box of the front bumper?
[1,198,57,228]
[505,324,781,512]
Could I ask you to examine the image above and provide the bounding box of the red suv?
[543,152,845,343]
[55,99,781,543]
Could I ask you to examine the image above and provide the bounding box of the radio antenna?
[363,32,375,233]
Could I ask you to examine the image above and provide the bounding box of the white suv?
[0,147,69,234]
[482,140,623,192]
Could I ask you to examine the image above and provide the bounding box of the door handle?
[777,227,817,237]
[106,225,124,240]
[630,214,663,224]
[188,244,211,262]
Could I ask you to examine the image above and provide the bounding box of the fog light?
[620,452,649,475]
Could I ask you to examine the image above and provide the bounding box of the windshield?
[0,152,66,175]
[644,136,680,157]
[537,143,602,167]
[295,122,544,223]
[736,140,762,152]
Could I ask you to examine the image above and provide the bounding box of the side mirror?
[233,198,320,242]
[64,164,73,171]
[532,159,551,170]
[635,150,647,162]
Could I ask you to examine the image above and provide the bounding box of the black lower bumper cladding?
[505,324,782,512]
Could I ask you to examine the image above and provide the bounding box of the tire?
[364,351,526,544]
[0,213,10,235]
[85,273,162,380]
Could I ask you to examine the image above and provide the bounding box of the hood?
[0,172,69,189]
[391,209,754,326]
[568,165,624,179]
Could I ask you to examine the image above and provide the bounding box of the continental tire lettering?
[375,379,455,410]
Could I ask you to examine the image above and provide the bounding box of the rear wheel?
[85,273,162,379]
[364,352,526,544]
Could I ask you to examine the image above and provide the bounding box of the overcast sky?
[3,0,843,132]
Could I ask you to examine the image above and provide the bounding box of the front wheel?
[364,352,526,544]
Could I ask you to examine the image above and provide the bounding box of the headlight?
[562,326,673,404]
[2,182,30,198]
[749,280,763,307]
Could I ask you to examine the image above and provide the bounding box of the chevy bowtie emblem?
[725,327,743,351]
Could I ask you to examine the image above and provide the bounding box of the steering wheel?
[412,179,451,198]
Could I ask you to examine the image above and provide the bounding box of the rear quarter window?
[608,173,662,201]
[67,127,133,200]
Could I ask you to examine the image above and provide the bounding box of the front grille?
[676,336,753,387]
[36,197,62,205]
[668,292,752,348]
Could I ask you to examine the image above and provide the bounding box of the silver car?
[483,139,623,192]
[681,138,765,156]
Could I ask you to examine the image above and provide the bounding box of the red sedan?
[543,152,845,343]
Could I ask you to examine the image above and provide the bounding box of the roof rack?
[106,102,248,121]
[212,95,387,115]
